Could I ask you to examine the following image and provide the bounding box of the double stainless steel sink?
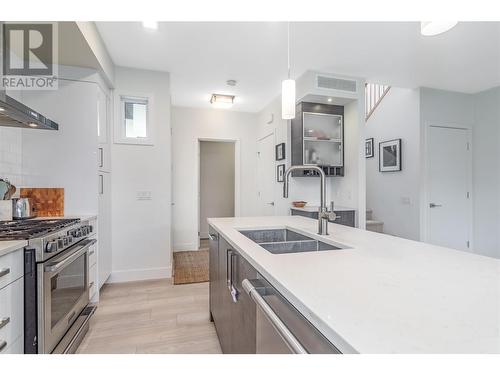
[239,228,349,254]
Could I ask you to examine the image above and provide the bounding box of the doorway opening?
[198,140,236,249]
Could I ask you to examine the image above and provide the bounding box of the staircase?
[365,83,391,121]
[366,209,384,233]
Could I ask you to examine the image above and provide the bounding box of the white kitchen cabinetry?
[0,249,24,354]
[98,172,112,289]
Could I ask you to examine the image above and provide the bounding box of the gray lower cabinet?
[290,208,355,227]
[208,225,340,354]
[209,227,256,353]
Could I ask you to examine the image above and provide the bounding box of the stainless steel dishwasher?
[242,277,341,354]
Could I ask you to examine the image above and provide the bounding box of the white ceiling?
[96,22,500,113]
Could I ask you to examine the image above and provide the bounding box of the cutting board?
[20,188,64,217]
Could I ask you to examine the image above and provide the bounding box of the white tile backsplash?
[0,127,24,189]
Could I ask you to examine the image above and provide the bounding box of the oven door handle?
[44,239,97,273]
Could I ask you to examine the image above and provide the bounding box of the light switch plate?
[136,191,152,200]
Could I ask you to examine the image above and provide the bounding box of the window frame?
[114,92,154,145]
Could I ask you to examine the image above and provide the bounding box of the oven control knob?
[46,240,59,253]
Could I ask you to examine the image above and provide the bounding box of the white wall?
[11,66,100,216]
[199,141,235,238]
[109,66,172,282]
[472,87,500,258]
[171,106,257,251]
[366,88,421,240]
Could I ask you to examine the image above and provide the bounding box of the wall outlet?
[136,191,152,200]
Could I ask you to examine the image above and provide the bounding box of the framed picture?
[275,143,285,161]
[379,139,402,172]
[365,138,374,158]
[277,164,285,182]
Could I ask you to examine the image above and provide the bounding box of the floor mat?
[173,250,209,285]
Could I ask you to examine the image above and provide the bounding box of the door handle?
[429,203,443,208]
[242,279,307,354]
[0,268,10,278]
[0,317,10,330]
[267,202,275,206]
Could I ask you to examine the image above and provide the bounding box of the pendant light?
[282,22,296,120]
[420,21,458,36]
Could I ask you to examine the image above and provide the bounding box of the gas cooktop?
[0,218,80,240]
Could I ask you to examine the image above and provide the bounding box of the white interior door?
[257,133,276,216]
[428,125,471,251]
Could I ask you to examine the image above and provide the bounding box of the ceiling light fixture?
[142,21,158,30]
[327,98,333,103]
[0,107,5,111]
[420,21,458,36]
[282,22,296,120]
[28,122,38,128]
[210,94,235,109]
[226,80,237,87]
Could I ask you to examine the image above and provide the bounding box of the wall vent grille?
[316,75,357,92]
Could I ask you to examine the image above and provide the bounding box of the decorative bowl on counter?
[292,201,307,208]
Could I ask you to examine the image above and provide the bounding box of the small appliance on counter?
[12,197,36,219]
[0,178,17,221]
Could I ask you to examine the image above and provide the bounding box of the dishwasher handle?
[242,279,307,354]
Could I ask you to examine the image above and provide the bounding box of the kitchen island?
[207,215,500,354]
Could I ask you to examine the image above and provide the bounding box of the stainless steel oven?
[37,238,96,354]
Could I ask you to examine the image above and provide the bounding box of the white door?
[428,126,471,251]
[257,133,276,216]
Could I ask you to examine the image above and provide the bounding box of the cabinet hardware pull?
[0,317,10,330]
[0,340,7,352]
[98,147,104,168]
[242,279,307,354]
[0,268,10,278]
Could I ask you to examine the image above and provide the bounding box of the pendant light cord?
[287,22,291,79]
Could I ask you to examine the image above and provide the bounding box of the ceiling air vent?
[316,75,357,93]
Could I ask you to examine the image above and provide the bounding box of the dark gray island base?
[208,226,341,354]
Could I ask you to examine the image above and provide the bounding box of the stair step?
[366,219,384,233]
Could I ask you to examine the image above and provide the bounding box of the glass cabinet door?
[303,112,343,167]
[303,112,342,140]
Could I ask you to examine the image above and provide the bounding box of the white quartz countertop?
[0,240,27,257]
[290,205,354,212]
[207,216,500,354]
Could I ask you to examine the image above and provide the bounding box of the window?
[114,94,153,145]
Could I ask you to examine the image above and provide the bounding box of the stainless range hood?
[0,90,58,130]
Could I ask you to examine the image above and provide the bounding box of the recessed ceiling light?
[327,98,332,102]
[28,122,38,128]
[142,21,158,30]
[421,21,458,36]
[210,94,235,109]
[226,80,237,87]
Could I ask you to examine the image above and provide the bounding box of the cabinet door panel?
[231,251,257,353]
[216,236,234,353]
[208,227,219,322]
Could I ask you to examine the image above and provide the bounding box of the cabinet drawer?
[89,264,97,299]
[0,248,24,290]
[0,335,23,354]
[89,241,97,267]
[0,277,24,349]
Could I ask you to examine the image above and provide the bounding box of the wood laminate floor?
[77,279,222,354]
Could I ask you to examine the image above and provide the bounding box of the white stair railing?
[365,83,391,121]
